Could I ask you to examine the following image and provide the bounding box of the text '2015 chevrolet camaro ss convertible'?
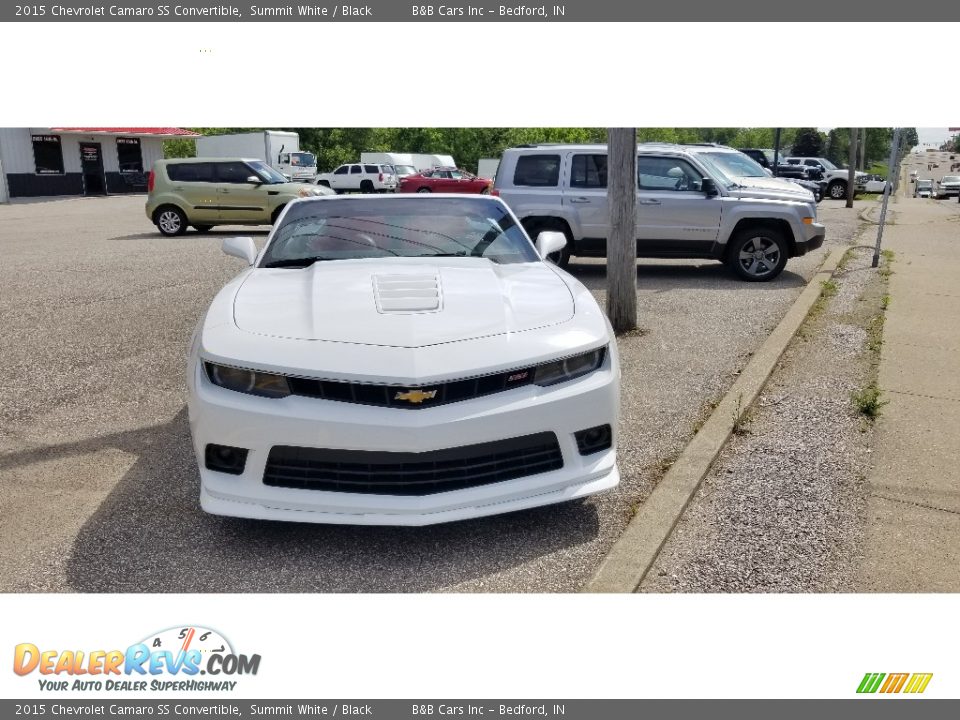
[187,194,620,526]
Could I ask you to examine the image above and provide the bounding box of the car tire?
[523,219,572,268]
[317,180,331,188]
[727,226,789,282]
[417,187,432,193]
[360,180,374,193]
[154,206,188,237]
[480,186,491,195]
[827,180,846,200]
[192,225,213,233]
[271,205,286,225]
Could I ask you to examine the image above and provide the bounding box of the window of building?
[116,137,143,174]
[32,135,64,175]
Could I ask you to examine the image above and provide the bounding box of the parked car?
[493,143,824,281]
[315,163,398,193]
[861,175,890,193]
[935,175,960,198]
[785,157,866,200]
[737,148,825,199]
[915,179,934,198]
[390,164,419,181]
[398,167,493,194]
[146,158,332,236]
[189,194,620,526]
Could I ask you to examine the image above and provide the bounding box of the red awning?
[48,127,200,138]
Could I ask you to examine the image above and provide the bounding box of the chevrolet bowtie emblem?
[394,389,438,404]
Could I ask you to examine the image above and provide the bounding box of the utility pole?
[773,128,782,175]
[859,128,867,171]
[846,128,859,208]
[873,127,901,268]
[606,128,637,333]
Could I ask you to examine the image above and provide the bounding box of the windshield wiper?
[411,252,468,257]
[261,256,333,268]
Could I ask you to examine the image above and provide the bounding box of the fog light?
[574,425,612,456]
[205,444,248,475]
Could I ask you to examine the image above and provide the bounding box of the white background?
[1,20,958,700]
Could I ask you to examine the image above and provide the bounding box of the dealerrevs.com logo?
[13,626,261,692]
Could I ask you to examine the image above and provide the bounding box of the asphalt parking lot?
[0,195,865,592]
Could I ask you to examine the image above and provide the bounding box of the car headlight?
[298,187,315,197]
[205,362,290,398]
[533,347,606,387]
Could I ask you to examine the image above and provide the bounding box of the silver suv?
[493,143,825,281]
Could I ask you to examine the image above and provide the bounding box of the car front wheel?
[728,228,788,282]
[417,187,432,193]
[827,180,847,199]
[155,207,187,236]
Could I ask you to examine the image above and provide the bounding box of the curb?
[584,248,845,593]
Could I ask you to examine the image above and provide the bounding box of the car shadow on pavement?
[65,408,601,593]
[567,261,808,291]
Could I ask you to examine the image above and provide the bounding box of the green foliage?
[792,128,826,157]
[901,128,919,150]
[852,384,888,419]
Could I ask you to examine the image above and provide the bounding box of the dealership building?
[0,127,198,201]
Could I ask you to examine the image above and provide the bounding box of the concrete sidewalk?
[859,197,960,591]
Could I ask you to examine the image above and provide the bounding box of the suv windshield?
[697,151,767,179]
[942,176,960,183]
[260,197,540,268]
[247,161,287,184]
[816,158,838,171]
[917,180,933,188]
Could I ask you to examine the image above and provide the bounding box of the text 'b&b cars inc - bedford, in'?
[188,195,620,526]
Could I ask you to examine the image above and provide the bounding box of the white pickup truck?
[784,157,866,200]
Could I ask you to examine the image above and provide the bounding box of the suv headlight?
[534,347,606,387]
[205,363,291,398]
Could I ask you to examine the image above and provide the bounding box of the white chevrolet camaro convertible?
[187,194,620,526]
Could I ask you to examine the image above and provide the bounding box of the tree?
[606,128,637,333]
[900,128,919,151]
[792,128,826,157]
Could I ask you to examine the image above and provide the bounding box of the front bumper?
[793,221,826,256]
[188,354,620,526]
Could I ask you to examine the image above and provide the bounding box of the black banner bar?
[2,700,958,718]
[5,1,960,21]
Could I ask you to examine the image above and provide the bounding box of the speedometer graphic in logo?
[140,626,233,658]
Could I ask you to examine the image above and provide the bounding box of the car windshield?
[917,180,933,188]
[697,151,767,179]
[942,176,960,183]
[260,197,540,268]
[290,152,316,168]
[247,160,287,184]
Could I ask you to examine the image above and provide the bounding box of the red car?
[398,167,493,194]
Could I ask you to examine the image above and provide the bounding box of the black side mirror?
[702,178,719,196]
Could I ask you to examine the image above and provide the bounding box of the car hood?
[232,258,575,348]
[730,175,815,202]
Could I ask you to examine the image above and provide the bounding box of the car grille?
[262,432,564,496]
[286,364,541,409]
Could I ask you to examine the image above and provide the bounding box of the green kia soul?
[146,158,333,236]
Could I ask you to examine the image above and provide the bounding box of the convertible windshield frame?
[259,196,541,268]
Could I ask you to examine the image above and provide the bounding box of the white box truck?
[477,158,500,180]
[195,131,317,182]
[360,152,456,173]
